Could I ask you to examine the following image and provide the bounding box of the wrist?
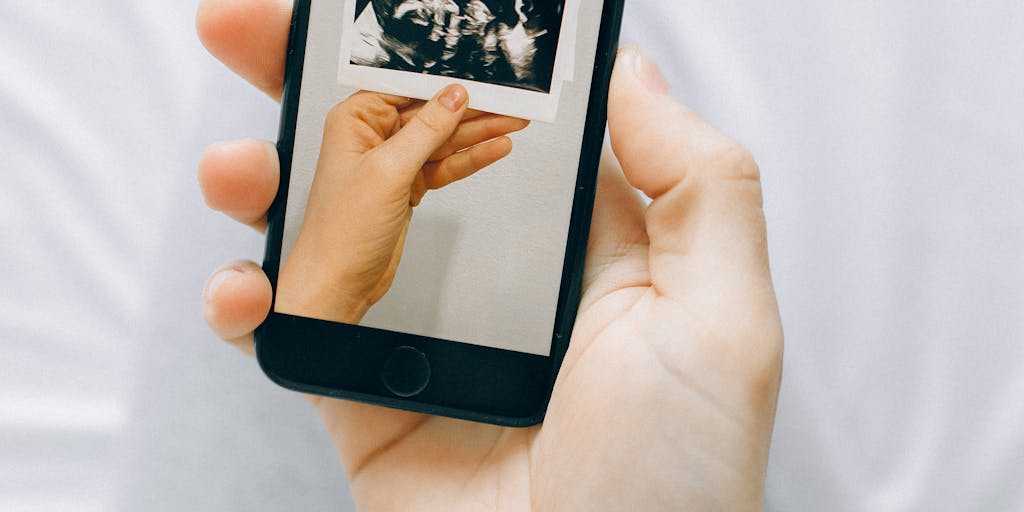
[276,257,374,325]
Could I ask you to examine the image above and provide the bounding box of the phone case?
[256,0,626,426]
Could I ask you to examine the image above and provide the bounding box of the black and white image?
[350,0,564,93]
[338,0,578,122]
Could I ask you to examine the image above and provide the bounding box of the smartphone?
[257,0,625,426]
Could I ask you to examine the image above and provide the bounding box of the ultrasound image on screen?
[350,0,565,93]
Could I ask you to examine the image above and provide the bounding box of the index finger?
[197,0,293,100]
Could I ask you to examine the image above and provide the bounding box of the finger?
[579,149,650,310]
[198,138,280,232]
[610,46,760,198]
[608,46,772,306]
[371,84,469,181]
[409,172,428,206]
[201,260,273,355]
[348,90,414,109]
[368,92,413,106]
[196,0,293,100]
[421,136,512,190]
[323,92,409,155]
[428,114,529,161]
[399,104,493,125]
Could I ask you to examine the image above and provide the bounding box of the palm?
[310,163,779,510]
[305,169,651,511]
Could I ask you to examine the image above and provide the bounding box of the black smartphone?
[257,0,625,426]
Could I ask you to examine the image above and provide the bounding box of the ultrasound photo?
[349,0,565,93]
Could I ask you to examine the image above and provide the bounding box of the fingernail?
[203,265,243,303]
[438,84,466,112]
[624,46,672,96]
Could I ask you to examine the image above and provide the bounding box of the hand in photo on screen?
[273,87,528,323]
[197,1,782,510]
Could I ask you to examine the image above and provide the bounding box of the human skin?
[196,1,783,510]
[274,87,529,323]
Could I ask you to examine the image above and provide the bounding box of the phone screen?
[277,0,605,356]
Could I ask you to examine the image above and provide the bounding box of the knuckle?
[413,106,449,135]
[432,142,455,160]
[745,324,784,404]
[352,92,396,120]
[424,161,449,189]
[745,315,784,377]
[707,312,784,405]
[707,138,761,182]
[324,93,384,131]
[727,305,784,393]
[362,150,395,173]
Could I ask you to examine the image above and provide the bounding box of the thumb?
[608,46,774,309]
[608,46,760,198]
[372,84,469,181]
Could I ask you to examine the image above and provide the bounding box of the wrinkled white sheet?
[2,1,1022,511]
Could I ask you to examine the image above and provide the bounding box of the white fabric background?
[2,1,1022,511]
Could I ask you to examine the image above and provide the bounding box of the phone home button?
[381,346,431,398]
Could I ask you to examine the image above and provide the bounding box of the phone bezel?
[255,0,625,427]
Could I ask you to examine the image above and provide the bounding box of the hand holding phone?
[277,87,528,324]
[250,0,625,424]
[199,0,782,508]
